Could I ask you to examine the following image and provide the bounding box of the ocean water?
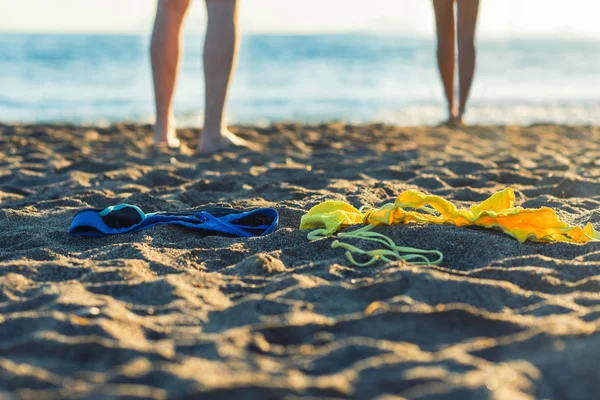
[2,33,600,126]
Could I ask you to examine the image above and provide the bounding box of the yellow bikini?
[300,187,599,266]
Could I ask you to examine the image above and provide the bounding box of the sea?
[2,33,600,126]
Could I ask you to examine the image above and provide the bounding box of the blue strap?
[69,205,279,238]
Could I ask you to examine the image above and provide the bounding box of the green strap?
[309,224,443,267]
[307,228,329,241]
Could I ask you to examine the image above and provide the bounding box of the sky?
[1,0,599,39]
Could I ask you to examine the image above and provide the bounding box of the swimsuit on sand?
[69,204,279,238]
[300,187,599,267]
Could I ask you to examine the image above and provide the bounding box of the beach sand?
[0,122,599,399]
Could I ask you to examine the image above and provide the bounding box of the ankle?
[202,125,227,136]
[153,119,178,145]
[448,106,458,119]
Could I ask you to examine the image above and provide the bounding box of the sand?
[0,122,599,399]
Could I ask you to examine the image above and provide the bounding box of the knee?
[437,39,455,55]
[457,38,476,54]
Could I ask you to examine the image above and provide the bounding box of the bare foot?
[153,123,180,148]
[196,129,257,154]
[444,119,466,128]
[453,110,466,126]
[439,107,463,126]
[443,109,466,127]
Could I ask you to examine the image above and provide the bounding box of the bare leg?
[456,0,480,122]
[150,0,190,147]
[198,0,252,154]
[433,0,457,123]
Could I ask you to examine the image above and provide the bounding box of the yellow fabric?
[301,201,364,240]
[301,201,443,266]
[300,187,600,244]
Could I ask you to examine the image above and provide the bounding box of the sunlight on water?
[1,34,600,125]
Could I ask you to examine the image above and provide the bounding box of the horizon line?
[1,30,600,42]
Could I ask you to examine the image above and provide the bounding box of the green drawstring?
[309,224,443,267]
[307,228,330,241]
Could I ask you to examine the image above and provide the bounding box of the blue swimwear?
[69,204,279,238]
